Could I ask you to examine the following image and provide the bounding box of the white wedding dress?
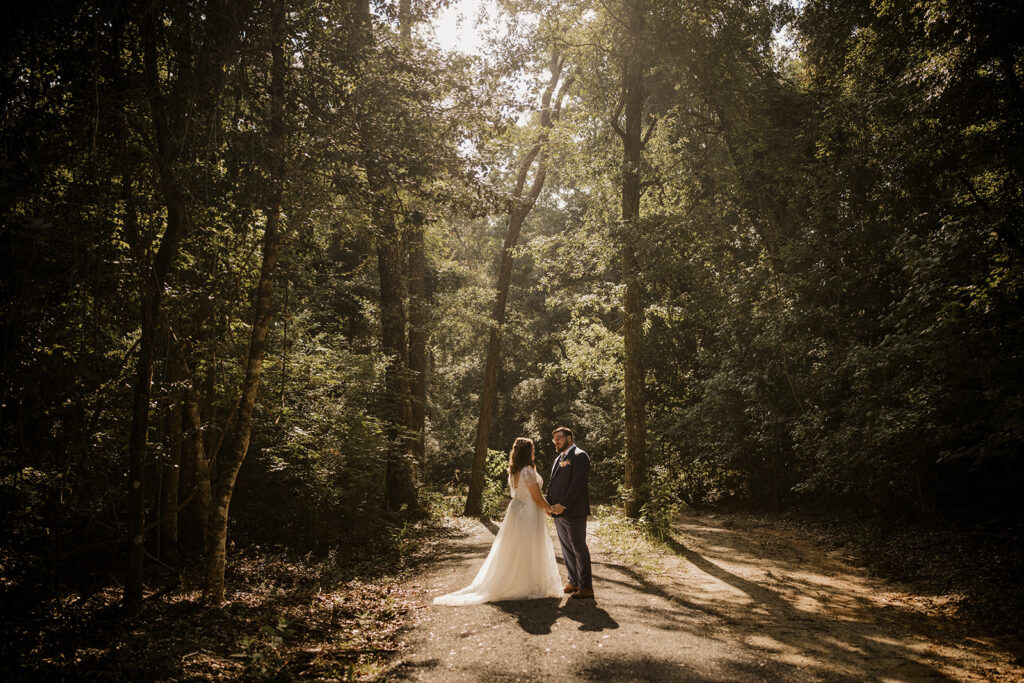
[434,466,563,605]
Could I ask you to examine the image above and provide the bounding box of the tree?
[350,0,419,514]
[464,52,571,517]
[403,0,430,490]
[612,0,649,519]
[200,0,286,603]
[125,0,244,609]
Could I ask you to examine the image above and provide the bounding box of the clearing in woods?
[393,510,1024,681]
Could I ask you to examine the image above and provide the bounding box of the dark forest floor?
[3,507,1022,681]
[1,517,458,681]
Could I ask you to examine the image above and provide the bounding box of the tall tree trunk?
[125,0,236,610]
[464,55,569,516]
[408,214,427,473]
[126,195,186,607]
[184,385,213,552]
[401,0,427,480]
[399,0,412,41]
[125,273,157,609]
[159,378,182,564]
[619,0,648,519]
[203,0,286,604]
[376,205,419,513]
[350,0,419,513]
[124,8,192,608]
[177,386,203,556]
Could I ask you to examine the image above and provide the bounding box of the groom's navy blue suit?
[548,444,592,590]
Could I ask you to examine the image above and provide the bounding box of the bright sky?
[431,0,498,55]
[433,1,797,56]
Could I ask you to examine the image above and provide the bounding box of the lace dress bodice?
[510,467,540,502]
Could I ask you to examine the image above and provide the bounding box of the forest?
[2,0,1023,679]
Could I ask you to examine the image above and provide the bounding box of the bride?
[434,437,563,605]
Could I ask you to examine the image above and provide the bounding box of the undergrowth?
[1,514,464,681]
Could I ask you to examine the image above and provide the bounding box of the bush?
[675,458,748,508]
[481,448,510,518]
[638,465,686,540]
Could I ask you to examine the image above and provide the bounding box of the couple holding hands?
[434,427,594,606]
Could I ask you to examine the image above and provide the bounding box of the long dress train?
[434,467,562,605]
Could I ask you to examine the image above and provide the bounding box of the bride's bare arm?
[525,476,553,514]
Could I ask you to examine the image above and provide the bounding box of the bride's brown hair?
[507,437,535,476]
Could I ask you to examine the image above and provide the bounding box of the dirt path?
[393,511,1024,681]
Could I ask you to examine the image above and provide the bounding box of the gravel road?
[392,512,1024,682]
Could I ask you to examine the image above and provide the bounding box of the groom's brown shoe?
[563,583,580,594]
[570,588,595,599]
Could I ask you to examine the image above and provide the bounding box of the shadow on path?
[592,559,726,622]
[493,597,619,636]
[636,520,963,680]
[559,597,619,632]
[492,598,561,635]
[400,514,1024,682]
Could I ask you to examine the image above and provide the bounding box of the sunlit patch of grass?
[421,490,465,518]
[592,505,665,573]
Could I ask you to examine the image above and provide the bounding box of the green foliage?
[236,616,296,680]
[481,448,511,518]
[592,505,663,572]
[0,468,60,541]
[420,490,465,518]
[423,0,1022,522]
[3,0,1023,619]
[233,333,387,547]
[674,458,748,508]
[637,466,686,541]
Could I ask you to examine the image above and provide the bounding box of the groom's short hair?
[552,426,573,440]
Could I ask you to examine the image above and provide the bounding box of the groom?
[547,427,593,599]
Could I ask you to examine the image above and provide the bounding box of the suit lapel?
[552,445,574,480]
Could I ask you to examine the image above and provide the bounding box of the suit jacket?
[547,444,591,517]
